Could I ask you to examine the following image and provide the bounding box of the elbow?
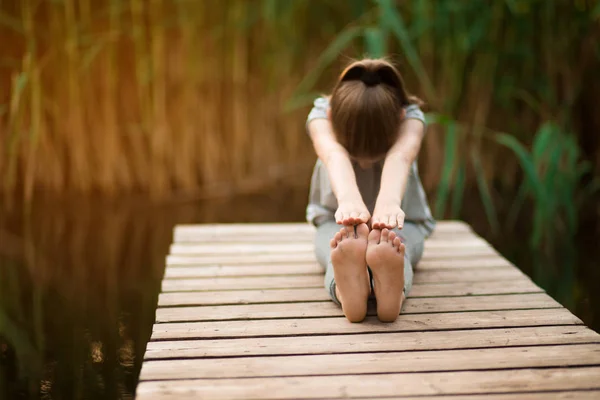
[386,150,414,166]
[323,148,349,166]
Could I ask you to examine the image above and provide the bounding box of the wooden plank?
[173,233,479,243]
[172,232,485,245]
[154,293,561,323]
[167,253,316,265]
[161,275,322,291]
[171,242,315,255]
[166,248,500,265]
[361,392,600,400]
[135,367,600,399]
[158,288,330,307]
[162,264,523,281]
[412,267,526,283]
[139,343,600,380]
[150,308,583,340]
[163,263,324,278]
[173,220,472,237]
[161,274,540,294]
[144,325,600,359]
[164,257,514,270]
[168,241,495,256]
[418,257,514,269]
[157,279,545,306]
[409,280,542,297]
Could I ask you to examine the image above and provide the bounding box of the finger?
[359,212,370,223]
[347,216,356,225]
[341,213,351,225]
[372,217,382,229]
[335,211,342,224]
[384,215,396,229]
[397,213,405,230]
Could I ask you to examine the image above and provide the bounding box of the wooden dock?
[136,221,600,399]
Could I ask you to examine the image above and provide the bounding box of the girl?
[306,58,436,323]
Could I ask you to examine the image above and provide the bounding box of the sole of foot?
[366,228,406,322]
[330,223,370,323]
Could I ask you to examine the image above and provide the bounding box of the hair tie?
[340,66,381,86]
[361,70,381,86]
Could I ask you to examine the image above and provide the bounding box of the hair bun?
[360,70,381,86]
[340,65,381,86]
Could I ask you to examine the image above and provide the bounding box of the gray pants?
[314,221,427,305]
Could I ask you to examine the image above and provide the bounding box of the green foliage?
[277,0,598,245]
[496,123,599,251]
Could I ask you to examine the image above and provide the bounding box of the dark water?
[0,187,598,399]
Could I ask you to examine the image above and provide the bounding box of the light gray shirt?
[305,96,436,235]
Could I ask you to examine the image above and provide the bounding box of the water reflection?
[0,187,598,399]
[0,188,308,399]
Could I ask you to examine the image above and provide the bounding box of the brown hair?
[329,58,422,159]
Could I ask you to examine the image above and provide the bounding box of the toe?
[334,231,342,242]
[343,225,354,238]
[380,228,390,243]
[388,231,397,243]
[339,227,348,239]
[393,236,401,251]
[368,228,381,245]
[355,223,369,239]
[330,238,337,248]
[398,242,406,255]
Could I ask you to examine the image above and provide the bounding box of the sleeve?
[403,104,426,126]
[306,96,330,131]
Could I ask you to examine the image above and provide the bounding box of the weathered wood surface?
[137,221,600,399]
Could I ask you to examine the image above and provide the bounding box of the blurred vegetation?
[1,0,600,398]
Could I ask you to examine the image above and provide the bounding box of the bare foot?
[330,223,370,322]
[366,228,406,322]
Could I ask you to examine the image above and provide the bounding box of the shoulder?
[403,104,426,125]
[313,96,330,110]
[307,96,330,124]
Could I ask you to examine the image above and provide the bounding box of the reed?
[0,0,598,211]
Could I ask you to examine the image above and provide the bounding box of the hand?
[371,203,405,230]
[335,201,370,226]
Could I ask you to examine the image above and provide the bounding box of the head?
[329,58,422,165]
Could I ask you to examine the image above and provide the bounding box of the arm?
[372,118,425,229]
[308,118,370,225]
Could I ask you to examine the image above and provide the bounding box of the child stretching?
[306,58,436,323]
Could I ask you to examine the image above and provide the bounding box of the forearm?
[308,119,363,204]
[376,119,425,207]
[377,153,412,205]
[322,152,362,203]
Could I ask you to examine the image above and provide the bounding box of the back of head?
[329,58,417,160]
